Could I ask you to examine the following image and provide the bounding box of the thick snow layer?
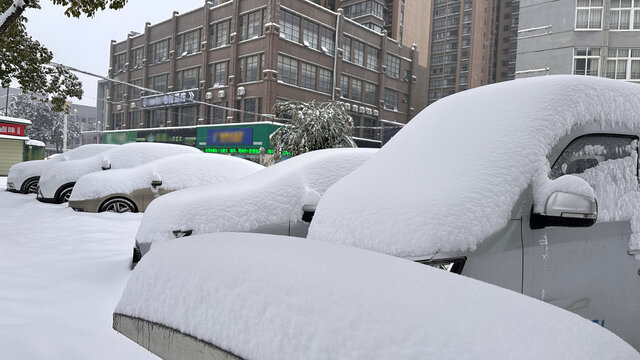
[0,177,158,359]
[117,232,639,360]
[135,148,376,245]
[25,139,45,146]
[38,143,200,198]
[308,76,640,256]
[70,153,264,201]
[7,144,117,190]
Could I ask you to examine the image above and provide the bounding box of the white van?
[307,75,640,349]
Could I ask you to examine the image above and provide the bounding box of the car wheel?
[22,178,39,194]
[57,186,74,203]
[100,198,138,213]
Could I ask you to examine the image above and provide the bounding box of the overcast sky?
[24,0,206,107]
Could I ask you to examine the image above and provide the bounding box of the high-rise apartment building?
[106,0,427,145]
[419,0,519,105]
[516,0,640,82]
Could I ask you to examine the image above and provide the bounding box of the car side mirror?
[302,204,316,223]
[101,160,111,170]
[531,191,597,229]
[151,180,162,188]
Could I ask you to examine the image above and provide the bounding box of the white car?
[36,142,201,204]
[68,153,264,213]
[307,75,640,349]
[114,232,639,360]
[6,144,117,194]
[133,148,377,262]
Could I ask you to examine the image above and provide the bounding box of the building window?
[363,22,383,33]
[148,74,168,92]
[210,61,228,88]
[149,109,166,128]
[277,54,298,85]
[177,28,201,57]
[301,62,317,90]
[303,20,319,49]
[318,68,332,94]
[353,40,364,66]
[386,54,400,78]
[247,10,263,39]
[384,88,398,111]
[350,78,362,101]
[128,110,140,129]
[606,48,640,79]
[280,10,300,42]
[609,0,640,30]
[175,67,200,90]
[112,113,123,130]
[244,98,261,122]
[366,47,380,71]
[150,39,169,64]
[130,79,142,99]
[130,48,143,69]
[344,0,384,19]
[576,0,603,29]
[113,53,125,72]
[246,55,261,82]
[211,102,227,124]
[209,20,230,49]
[180,106,197,126]
[343,36,352,61]
[238,54,263,84]
[340,75,349,98]
[573,47,600,75]
[364,82,378,105]
[114,84,124,101]
[321,28,335,54]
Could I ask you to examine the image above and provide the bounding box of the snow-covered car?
[306,75,640,350]
[36,142,201,204]
[68,153,264,213]
[133,148,377,262]
[6,144,117,194]
[113,232,639,360]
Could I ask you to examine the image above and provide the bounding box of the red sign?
[0,122,26,137]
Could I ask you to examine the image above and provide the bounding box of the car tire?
[57,186,74,203]
[100,197,138,213]
[21,177,39,194]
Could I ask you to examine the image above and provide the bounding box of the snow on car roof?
[38,142,200,198]
[308,75,640,257]
[116,232,639,360]
[135,148,377,245]
[7,144,118,189]
[69,153,264,201]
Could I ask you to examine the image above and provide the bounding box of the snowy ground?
[0,177,158,359]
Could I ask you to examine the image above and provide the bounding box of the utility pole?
[4,87,9,116]
[63,101,71,152]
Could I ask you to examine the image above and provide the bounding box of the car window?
[550,135,638,179]
[550,134,639,222]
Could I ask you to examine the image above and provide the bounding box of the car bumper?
[68,198,102,213]
[6,181,21,193]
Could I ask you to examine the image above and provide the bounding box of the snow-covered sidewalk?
[0,177,157,359]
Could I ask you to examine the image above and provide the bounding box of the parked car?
[114,232,639,360]
[68,153,264,213]
[36,142,201,204]
[132,148,377,263]
[6,144,117,194]
[307,75,640,350]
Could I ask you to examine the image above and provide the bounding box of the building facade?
[106,0,427,145]
[422,0,520,105]
[516,0,640,81]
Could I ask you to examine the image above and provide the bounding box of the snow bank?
[308,75,640,256]
[135,148,376,245]
[70,153,264,201]
[38,143,199,198]
[7,144,117,190]
[117,232,639,360]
